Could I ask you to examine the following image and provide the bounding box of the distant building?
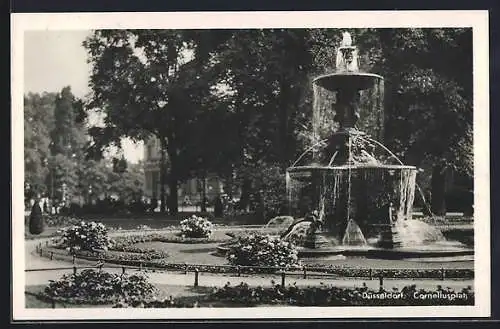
[142,137,224,205]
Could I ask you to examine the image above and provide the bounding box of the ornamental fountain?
[281,32,472,258]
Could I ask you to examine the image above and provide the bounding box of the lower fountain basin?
[215,238,473,261]
[298,243,473,260]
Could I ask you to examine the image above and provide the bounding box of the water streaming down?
[395,219,445,247]
[342,132,368,246]
[342,219,368,246]
[282,220,313,244]
[264,216,294,230]
[311,83,321,157]
[282,31,449,251]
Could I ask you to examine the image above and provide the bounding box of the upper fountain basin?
[288,164,417,171]
[313,72,383,91]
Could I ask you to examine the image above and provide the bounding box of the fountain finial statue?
[336,32,359,73]
[341,31,353,47]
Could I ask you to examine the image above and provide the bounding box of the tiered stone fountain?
[282,32,472,259]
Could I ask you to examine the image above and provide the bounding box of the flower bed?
[302,266,474,279]
[74,249,169,262]
[45,214,83,227]
[25,214,82,228]
[54,221,112,252]
[114,282,474,307]
[225,228,281,239]
[227,234,299,269]
[180,215,214,238]
[208,282,474,306]
[109,232,230,251]
[39,269,158,305]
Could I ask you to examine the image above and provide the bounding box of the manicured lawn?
[25,226,59,240]
[132,241,226,264]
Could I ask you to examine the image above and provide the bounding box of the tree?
[112,155,128,174]
[107,161,145,203]
[28,200,44,235]
[211,29,317,213]
[48,153,79,203]
[24,92,57,197]
[77,159,112,204]
[84,30,228,215]
[48,86,88,203]
[363,28,473,215]
[51,87,87,158]
[24,88,87,203]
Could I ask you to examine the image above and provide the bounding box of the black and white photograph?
[11,11,490,319]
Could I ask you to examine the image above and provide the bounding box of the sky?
[24,30,144,163]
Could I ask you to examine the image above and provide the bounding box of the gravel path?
[26,267,473,291]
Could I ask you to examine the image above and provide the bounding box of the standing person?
[39,197,45,213]
[42,196,49,213]
[214,194,223,218]
[29,195,45,235]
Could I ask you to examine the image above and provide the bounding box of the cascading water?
[342,219,368,246]
[342,130,368,246]
[394,219,445,247]
[312,83,321,156]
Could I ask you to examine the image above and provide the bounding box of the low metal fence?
[31,242,474,282]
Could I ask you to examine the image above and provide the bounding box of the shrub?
[71,248,168,263]
[41,269,157,304]
[254,165,288,219]
[115,283,474,308]
[56,221,112,252]
[180,215,213,238]
[227,233,299,268]
[44,214,81,227]
[28,201,45,235]
[109,234,165,250]
[210,282,474,306]
[26,214,81,229]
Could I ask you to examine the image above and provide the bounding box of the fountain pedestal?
[378,224,403,249]
[303,231,332,249]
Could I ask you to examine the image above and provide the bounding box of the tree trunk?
[167,144,179,216]
[168,175,178,216]
[201,173,207,212]
[159,137,167,213]
[239,178,252,211]
[431,165,447,216]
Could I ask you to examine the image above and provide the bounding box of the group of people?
[25,195,64,215]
